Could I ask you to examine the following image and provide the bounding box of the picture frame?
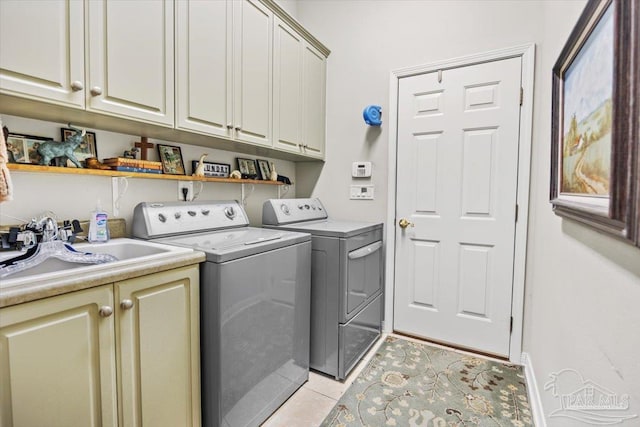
[236,158,258,179]
[59,127,98,167]
[157,144,186,175]
[256,159,271,180]
[6,132,54,165]
[190,160,230,178]
[550,0,639,246]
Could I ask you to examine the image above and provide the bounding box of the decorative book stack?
[102,157,163,174]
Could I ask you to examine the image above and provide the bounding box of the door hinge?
[519,87,523,106]
[510,316,513,333]
[515,204,519,222]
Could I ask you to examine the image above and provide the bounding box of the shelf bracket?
[278,184,291,199]
[241,183,255,206]
[111,177,129,217]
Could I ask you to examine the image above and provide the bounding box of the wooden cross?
[134,137,154,160]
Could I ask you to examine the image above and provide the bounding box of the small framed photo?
[256,159,271,180]
[59,127,98,167]
[157,144,186,175]
[191,160,230,178]
[6,132,54,165]
[236,158,258,179]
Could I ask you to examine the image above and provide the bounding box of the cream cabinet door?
[232,0,273,146]
[115,266,200,427]
[86,0,174,126]
[176,0,232,138]
[301,43,327,159]
[273,17,304,153]
[0,0,85,108]
[0,287,117,427]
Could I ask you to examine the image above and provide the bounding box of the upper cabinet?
[0,0,174,127]
[86,0,175,127]
[175,0,232,138]
[1,0,328,160]
[176,0,274,147]
[0,0,85,109]
[273,17,327,159]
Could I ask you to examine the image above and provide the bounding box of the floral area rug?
[320,336,533,427]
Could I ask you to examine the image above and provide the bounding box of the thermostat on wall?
[352,161,372,178]
[350,185,374,200]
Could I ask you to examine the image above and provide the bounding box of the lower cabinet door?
[115,266,200,427]
[0,286,117,427]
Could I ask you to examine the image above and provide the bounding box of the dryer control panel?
[263,198,328,225]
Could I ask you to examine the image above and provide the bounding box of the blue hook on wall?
[363,105,382,126]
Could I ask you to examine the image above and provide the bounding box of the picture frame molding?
[550,0,639,246]
[157,144,186,175]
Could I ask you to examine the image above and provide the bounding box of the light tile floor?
[261,334,387,427]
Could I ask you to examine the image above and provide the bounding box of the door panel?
[394,57,521,356]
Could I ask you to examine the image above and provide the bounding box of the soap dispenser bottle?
[88,200,109,243]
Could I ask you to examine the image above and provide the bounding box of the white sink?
[0,238,194,289]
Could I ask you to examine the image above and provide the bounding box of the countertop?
[0,249,206,308]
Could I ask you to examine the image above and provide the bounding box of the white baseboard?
[521,352,546,427]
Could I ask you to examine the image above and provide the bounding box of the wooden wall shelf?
[7,163,284,186]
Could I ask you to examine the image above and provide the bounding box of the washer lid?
[154,227,310,262]
[267,219,382,238]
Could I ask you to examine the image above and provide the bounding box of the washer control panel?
[132,200,248,239]
[262,198,328,225]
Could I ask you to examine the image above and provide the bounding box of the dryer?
[263,198,383,380]
[133,200,311,427]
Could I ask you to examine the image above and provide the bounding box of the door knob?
[90,86,103,96]
[70,81,84,91]
[120,299,134,310]
[398,218,414,229]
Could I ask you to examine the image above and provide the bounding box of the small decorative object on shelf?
[59,126,97,167]
[123,147,139,159]
[38,124,86,168]
[85,157,112,170]
[190,159,230,178]
[134,136,154,160]
[192,154,208,177]
[236,157,258,179]
[230,170,242,179]
[269,162,278,181]
[157,144,186,175]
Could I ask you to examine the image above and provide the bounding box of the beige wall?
[296,1,639,424]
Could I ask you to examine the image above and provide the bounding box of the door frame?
[385,44,535,363]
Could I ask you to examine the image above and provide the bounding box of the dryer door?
[343,233,383,322]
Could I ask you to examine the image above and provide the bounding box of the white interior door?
[393,57,522,357]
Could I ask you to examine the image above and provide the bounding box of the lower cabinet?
[0,266,200,427]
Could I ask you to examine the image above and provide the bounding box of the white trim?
[521,352,547,427]
[384,43,536,362]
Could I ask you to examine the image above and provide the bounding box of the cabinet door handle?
[90,86,103,96]
[234,126,241,131]
[98,305,113,317]
[120,299,134,310]
[70,81,84,91]
[227,123,233,129]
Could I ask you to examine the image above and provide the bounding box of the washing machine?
[262,198,383,380]
[132,200,311,427]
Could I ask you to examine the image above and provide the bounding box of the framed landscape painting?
[550,0,639,246]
